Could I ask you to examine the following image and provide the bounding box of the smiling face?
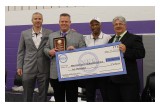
[90,20,101,35]
[59,15,71,32]
[113,19,127,36]
[32,13,43,28]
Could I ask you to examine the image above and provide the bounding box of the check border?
[56,42,127,81]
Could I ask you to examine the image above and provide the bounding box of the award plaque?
[53,37,66,51]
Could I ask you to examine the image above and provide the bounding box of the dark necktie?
[115,36,120,42]
[62,33,67,37]
[35,33,38,37]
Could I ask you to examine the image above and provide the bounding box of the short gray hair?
[112,16,126,24]
[32,12,43,20]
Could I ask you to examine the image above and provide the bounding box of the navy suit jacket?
[108,31,145,84]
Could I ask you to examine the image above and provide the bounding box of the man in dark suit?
[44,13,85,102]
[107,16,145,102]
[17,12,52,101]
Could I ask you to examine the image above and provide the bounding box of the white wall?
[5,6,155,26]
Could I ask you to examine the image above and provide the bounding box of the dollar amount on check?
[56,42,126,81]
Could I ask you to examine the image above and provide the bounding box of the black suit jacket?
[108,31,145,84]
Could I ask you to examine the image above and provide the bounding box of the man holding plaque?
[44,13,85,102]
[107,16,145,102]
[84,17,111,102]
[17,12,52,101]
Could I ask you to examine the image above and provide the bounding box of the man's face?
[113,19,126,35]
[90,20,101,34]
[32,14,43,28]
[59,16,71,32]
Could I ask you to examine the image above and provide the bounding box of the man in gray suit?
[17,12,52,102]
[44,13,86,102]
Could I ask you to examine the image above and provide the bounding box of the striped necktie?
[115,36,120,42]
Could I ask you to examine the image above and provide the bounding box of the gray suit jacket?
[17,28,53,76]
[44,30,86,79]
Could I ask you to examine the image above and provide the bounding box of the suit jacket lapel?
[109,35,115,43]
[28,29,37,49]
[38,28,47,50]
[119,31,130,44]
[66,30,72,41]
[109,31,130,44]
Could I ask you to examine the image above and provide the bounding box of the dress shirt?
[113,30,127,42]
[60,29,70,37]
[32,28,42,49]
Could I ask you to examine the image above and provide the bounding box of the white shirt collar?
[32,28,42,35]
[116,30,127,37]
[91,31,103,39]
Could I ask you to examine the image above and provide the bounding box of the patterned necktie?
[115,36,120,42]
[62,33,67,37]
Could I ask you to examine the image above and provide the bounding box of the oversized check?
[56,42,126,81]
